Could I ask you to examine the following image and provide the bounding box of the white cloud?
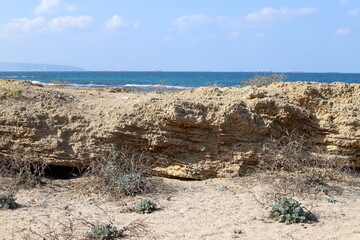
[335,28,352,35]
[35,0,60,14]
[170,14,211,32]
[246,7,317,21]
[47,16,93,31]
[105,15,126,30]
[35,0,76,14]
[339,0,349,5]
[227,32,241,39]
[2,17,45,32]
[348,9,360,16]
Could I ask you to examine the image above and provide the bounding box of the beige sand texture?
[0,176,359,240]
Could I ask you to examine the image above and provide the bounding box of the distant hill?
[0,62,84,71]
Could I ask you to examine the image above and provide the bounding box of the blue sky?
[0,0,359,72]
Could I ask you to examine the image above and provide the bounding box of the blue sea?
[0,71,359,92]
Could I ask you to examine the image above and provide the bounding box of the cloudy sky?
[0,0,359,72]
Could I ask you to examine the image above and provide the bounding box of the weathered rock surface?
[0,79,359,178]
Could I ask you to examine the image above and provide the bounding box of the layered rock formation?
[0,79,359,178]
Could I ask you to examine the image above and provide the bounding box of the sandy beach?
[0,175,359,240]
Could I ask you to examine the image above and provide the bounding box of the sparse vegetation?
[116,173,144,196]
[0,83,22,98]
[86,145,153,198]
[29,214,149,240]
[87,224,120,240]
[325,197,337,203]
[256,130,354,196]
[218,186,229,191]
[231,228,242,239]
[0,151,47,192]
[315,185,329,194]
[241,73,286,87]
[0,194,18,209]
[135,198,156,214]
[269,197,307,224]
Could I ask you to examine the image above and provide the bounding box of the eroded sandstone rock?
[0,79,359,178]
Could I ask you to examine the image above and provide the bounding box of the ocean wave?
[3,76,34,78]
[30,81,42,84]
[67,83,109,87]
[30,81,109,88]
[123,84,192,90]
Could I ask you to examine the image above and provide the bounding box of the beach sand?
[0,175,359,240]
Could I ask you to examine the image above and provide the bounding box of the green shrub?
[87,224,120,240]
[233,228,242,234]
[325,197,337,203]
[135,199,156,214]
[218,186,229,191]
[116,173,144,196]
[0,84,22,98]
[27,175,42,187]
[315,185,329,194]
[269,197,306,224]
[89,145,152,197]
[0,194,18,209]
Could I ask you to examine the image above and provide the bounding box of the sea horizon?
[1,71,359,92]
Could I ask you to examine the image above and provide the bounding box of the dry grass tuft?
[81,145,154,198]
[254,131,355,198]
[27,205,149,240]
[0,150,47,193]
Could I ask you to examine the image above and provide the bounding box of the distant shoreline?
[0,71,359,93]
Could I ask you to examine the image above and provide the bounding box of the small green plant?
[325,197,337,203]
[315,185,329,194]
[233,228,242,234]
[88,145,153,198]
[116,173,144,196]
[218,186,229,191]
[27,175,42,187]
[87,224,120,240]
[231,227,243,238]
[135,199,156,214]
[0,194,18,209]
[269,197,307,224]
[187,169,196,176]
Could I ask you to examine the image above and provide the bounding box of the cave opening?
[44,165,87,179]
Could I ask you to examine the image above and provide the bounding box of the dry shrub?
[28,217,148,240]
[241,73,286,87]
[256,131,354,197]
[0,83,23,98]
[29,219,79,240]
[83,145,153,198]
[0,150,47,193]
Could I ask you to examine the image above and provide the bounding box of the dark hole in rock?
[44,165,86,179]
